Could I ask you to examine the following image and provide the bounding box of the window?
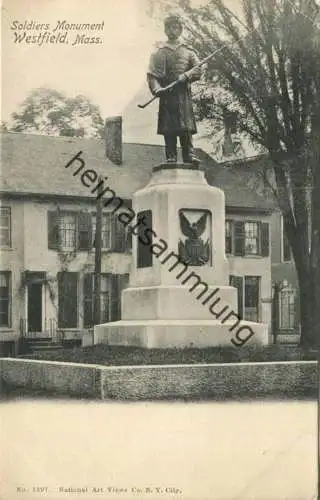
[83,273,129,327]
[58,272,78,328]
[0,272,10,327]
[59,213,77,249]
[226,220,269,257]
[48,211,92,251]
[48,210,130,253]
[244,222,259,255]
[229,275,260,321]
[225,220,232,254]
[92,213,112,250]
[83,273,111,327]
[83,273,111,328]
[279,286,295,329]
[0,207,11,248]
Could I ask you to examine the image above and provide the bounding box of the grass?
[18,344,318,366]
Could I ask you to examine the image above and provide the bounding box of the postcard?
[1,0,319,499]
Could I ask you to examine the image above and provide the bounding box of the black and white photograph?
[0,0,319,498]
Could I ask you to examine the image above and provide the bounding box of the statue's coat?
[147,43,201,136]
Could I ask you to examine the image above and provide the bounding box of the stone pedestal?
[94,164,268,348]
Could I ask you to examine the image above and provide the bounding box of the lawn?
[18,343,318,366]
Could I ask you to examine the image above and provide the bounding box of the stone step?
[23,337,53,342]
[30,343,64,351]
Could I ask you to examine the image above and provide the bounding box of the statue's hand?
[177,73,187,83]
[154,88,166,96]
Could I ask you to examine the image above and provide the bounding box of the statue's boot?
[180,133,200,166]
[182,148,200,166]
[164,135,178,163]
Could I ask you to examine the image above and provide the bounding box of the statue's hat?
[164,13,183,28]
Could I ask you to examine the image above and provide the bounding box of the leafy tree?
[148,0,320,347]
[0,121,8,132]
[8,87,105,139]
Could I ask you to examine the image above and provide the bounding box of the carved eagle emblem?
[178,210,211,266]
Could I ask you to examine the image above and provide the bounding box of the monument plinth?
[94,164,269,348]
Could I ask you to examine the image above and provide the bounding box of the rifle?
[137,46,226,109]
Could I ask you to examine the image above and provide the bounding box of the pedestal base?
[94,319,269,349]
[122,285,237,320]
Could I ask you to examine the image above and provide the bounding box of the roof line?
[0,191,271,212]
[0,191,131,204]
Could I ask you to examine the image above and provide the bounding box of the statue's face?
[165,21,182,41]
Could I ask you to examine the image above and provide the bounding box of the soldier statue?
[147,14,201,165]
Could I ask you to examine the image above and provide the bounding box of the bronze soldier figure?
[147,14,201,165]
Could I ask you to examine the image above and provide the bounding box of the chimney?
[105,116,122,165]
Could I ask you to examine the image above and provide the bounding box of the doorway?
[28,283,42,333]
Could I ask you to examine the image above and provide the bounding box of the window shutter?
[111,215,126,252]
[225,220,233,254]
[83,273,94,328]
[125,226,132,253]
[58,272,78,328]
[230,275,244,318]
[48,211,60,250]
[260,222,270,257]
[77,212,92,251]
[234,221,245,256]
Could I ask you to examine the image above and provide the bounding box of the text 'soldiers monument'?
[94,14,268,348]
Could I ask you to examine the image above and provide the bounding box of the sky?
[1,0,244,125]
[1,0,166,122]
[1,0,258,158]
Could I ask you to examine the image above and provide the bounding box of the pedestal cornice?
[152,162,205,173]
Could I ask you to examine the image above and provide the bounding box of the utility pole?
[94,178,103,327]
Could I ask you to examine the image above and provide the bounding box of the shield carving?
[178,209,212,266]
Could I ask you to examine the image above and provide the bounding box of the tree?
[0,121,8,132]
[148,0,320,347]
[8,87,105,139]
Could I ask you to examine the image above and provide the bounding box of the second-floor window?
[59,213,77,249]
[92,213,112,250]
[226,220,269,257]
[0,207,11,248]
[48,211,92,251]
[48,210,131,253]
[244,222,259,255]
